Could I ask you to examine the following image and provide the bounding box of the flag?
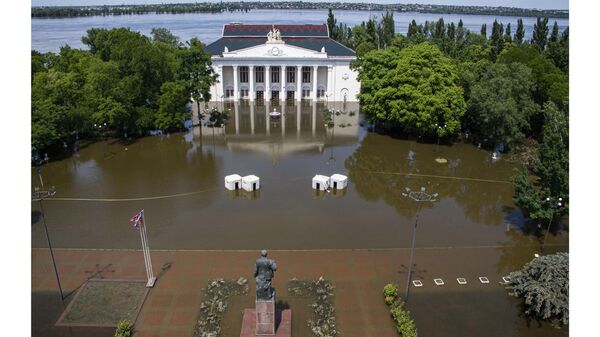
[130,210,144,229]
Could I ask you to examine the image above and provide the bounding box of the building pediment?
[222,41,327,59]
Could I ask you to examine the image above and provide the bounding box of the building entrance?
[286,91,294,100]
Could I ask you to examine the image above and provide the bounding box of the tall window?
[256,66,264,83]
[239,66,248,83]
[286,67,295,83]
[271,66,280,83]
[317,88,325,98]
[302,67,311,83]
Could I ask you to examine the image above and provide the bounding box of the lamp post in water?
[541,196,564,254]
[32,185,65,305]
[402,186,438,301]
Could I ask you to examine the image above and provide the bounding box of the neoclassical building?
[205,23,360,102]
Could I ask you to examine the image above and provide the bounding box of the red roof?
[223,24,329,37]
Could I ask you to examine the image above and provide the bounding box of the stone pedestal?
[239,294,291,337]
[255,298,275,334]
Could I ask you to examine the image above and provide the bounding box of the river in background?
[31,9,569,52]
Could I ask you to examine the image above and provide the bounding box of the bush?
[383,283,417,337]
[114,319,133,337]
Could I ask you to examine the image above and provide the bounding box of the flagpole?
[132,209,156,288]
[141,210,156,287]
[139,222,150,281]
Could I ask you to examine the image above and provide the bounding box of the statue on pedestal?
[253,249,277,300]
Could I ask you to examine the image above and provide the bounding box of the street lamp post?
[32,147,49,188]
[94,122,108,157]
[542,196,564,253]
[401,186,438,300]
[32,186,65,305]
[437,124,447,151]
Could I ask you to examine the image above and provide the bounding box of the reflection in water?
[31,101,567,253]
[345,132,520,225]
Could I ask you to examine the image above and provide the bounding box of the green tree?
[151,27,181,47]
[534,102,569,204]
[466,63,537,149]
[512,102,568,221]
[546,22,568,71]
[532,17,549,51]
[326,8,337,40]
[515,18,525,45]
[356,42,466,137]
[504,22,513,44]
[380,11,395,48]
[155,81,190,131]
[489,20,505,61]
[480,23,487,38]
[505,252,568,327]
[177,38,217,114]
[498,45,568,109]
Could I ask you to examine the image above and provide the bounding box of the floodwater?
[31,9,569,52]
[31,101,568,337]
[31,100,568,251]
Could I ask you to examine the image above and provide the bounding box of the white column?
[296,65,302,102]
[265,101,270,136]
[312,66,318,102]
[212,65,222,102]
[297,103,301,134]
[249,65,255,102]
[281,103,285,136]
[250,103,255,135]
[281,65,287,101]
[234,101,239,135]
[233,65,239,100]
[312,101,317,136]
[265,66,271,102]
[327,65,333,102]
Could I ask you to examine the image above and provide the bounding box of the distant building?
[205,23,360,102]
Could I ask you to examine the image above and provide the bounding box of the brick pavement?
[32,245,565,337]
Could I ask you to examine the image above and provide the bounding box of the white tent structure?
[312,175,330,190]
[241,175,260,192]
[224,174,242,191]
[330,174,348,190]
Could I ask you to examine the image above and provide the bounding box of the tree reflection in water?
[345,132,515,224]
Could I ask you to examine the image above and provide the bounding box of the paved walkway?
[32,245,566,337]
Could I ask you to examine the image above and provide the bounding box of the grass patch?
[60,280,146,326]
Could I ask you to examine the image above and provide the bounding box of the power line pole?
[401,186,438,301]
[32,186,65,306]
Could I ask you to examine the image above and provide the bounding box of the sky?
[31,1,569,11]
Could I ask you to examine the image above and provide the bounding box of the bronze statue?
[253,249,277,300]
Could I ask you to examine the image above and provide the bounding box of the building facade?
[205,24,360,103]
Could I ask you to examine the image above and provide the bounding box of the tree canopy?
[32,27,217,153]
[355,42,466,137]
[465,62,537,149]
[505,252,569,327]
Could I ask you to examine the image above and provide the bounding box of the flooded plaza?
[31,100,568,337]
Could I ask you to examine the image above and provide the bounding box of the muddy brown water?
[31,101,568,337]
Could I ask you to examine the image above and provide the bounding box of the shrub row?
[383,283,418,337]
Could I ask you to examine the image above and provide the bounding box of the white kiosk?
[224,174,242,191]
[312,175,330,191]
[330,174,348,190]
[242,175,261,192]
